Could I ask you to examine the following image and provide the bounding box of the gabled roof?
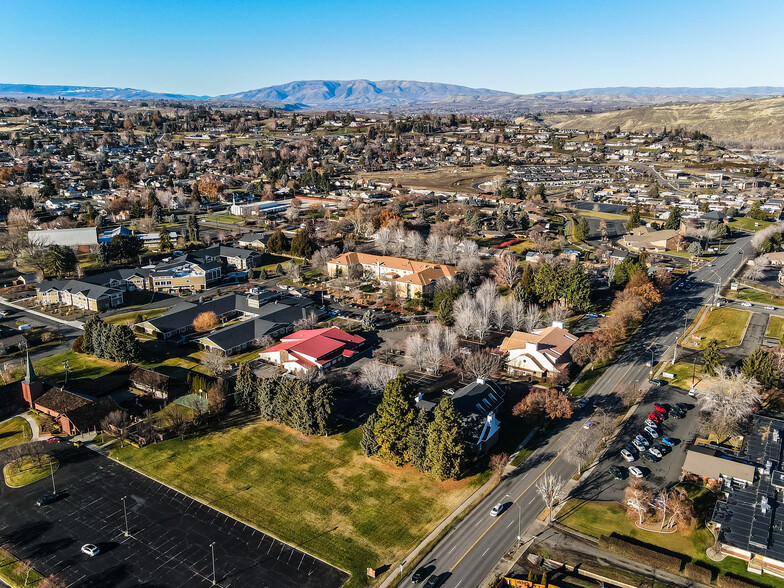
[37,279,122,301]
[328,252,457,278]
[263,327,365,366]
[35,387,93,415]
[198,318,284,351]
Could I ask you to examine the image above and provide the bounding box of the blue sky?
[3,0,783,95]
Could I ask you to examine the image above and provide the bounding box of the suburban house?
[139,292,315,342]
[237,232,270,250]
[36,279,124,311]
[500,321,579,379]
[326,252,458,300]
[20,354,118,436]
[259,327,365,373]
[711,416,784,579]
[418,378,506,454]
[621,226,681,252]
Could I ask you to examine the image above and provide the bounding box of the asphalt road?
[0,302,82,362]
[400,234,752,588]
[0,444,348,588]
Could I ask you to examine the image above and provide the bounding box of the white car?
[632,439,647,452]
[489,502,504,517]
[629,466,644,478]
[689,388,698,397]
[741,302,753,307]
[621,449,635,462]
[644,426,659,439]
[583,420,596,430]
[765,306,775,310]
[81,544,100,557]
[649,447,663,458]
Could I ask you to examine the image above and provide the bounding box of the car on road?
[583,420,596,429]
[629,466,644,478]
[741,302,753,307]
[609,465,624,479]
[423,574,443,588]
[621,449,635,462]
[765,306,776,310]
[490,502,504,517]
[411,566,430,583]
[661,437,676,447]
[649,447,663,458]
[35,494,58,507]
[644,426,659,439]
[574,397,591,409]
[81,544,100,557]
[585,312,598,318]
[17,324,32,331]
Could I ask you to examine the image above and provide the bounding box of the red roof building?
[259,327,365,373]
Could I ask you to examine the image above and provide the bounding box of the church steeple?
[21,352,43,407]
[23,351,37,385]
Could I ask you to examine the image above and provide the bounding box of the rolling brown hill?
[544,96,784,148]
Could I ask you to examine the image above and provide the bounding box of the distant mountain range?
[1,80,783,115]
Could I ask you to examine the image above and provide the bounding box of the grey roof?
[682,446,756,482]
[195,245,261,261]
[238,232,270,244]
[28,227,98,246]
[712,416,784,562]
[37,279,122,301]
[199,318,284,351]
[701,211,727,221]
[83,267,152,286]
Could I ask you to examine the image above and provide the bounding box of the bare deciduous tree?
[405,231,425,259]
[522,303,543,333]
[374,226,393,255]
[453,293,477,339]
[536,472,565,524]
[545,301,570,325]
[624,479,654,525]
[426,234,443,262]
[201,349,228,376]
[490,452,509,479]
[359,359,400,393]
[699,367,761,440]
[405,333,428,372]
[100,410,131,448]
[462,348,503,380]
[563,428,600,475]
[312,244,339,272]
[441,235,459,264]
[491,252,521,288]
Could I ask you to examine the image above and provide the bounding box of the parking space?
[0,445,347,588]
[577,384,700,502]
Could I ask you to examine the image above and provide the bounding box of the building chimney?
[476,377,486,385]
[525,341,539,353]
[551,321,564,329]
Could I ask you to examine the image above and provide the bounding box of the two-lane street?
[401,235,752,588]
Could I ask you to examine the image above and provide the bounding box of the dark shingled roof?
[67,396,119,433]
[35,387,93,415]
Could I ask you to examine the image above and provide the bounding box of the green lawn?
[557,497,784,587]
[729,217,774,232]
[104,307,170,326]
[4,454,58,487]
[662,361,704,390]
[768,315,784,342]
[729,286,784,308]
[137,339,210,379]
[691,307,750,348]
[111,420,479,587]
[205,213,244,224]
[574,209,627,221]
[0,417,31,451]
[33,351,124,385]
[0,547,45,588]
[570,365,609,397]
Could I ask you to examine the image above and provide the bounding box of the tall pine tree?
[701,339,724,376]
[626,205,641,231]
[565,261,591,312]
[425,398,465,481]
[373,374,415,466]
[410,408,429,472]
[742,347,778,389]
[235,363,258,411]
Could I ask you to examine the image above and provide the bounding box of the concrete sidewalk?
[0,296,84,330]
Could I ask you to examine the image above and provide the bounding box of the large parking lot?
[0,444,348,588]
[576,383,700,502]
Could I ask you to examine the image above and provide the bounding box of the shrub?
[598,535,684,574]
[717,575,765,588]
[684,562,714,584]
[72,336,84,354]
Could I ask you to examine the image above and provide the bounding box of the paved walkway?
[19,412,40,441]
[0,296,85,330]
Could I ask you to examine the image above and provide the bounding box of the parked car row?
[617,403,688,477]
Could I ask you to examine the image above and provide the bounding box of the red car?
[647,413,663,423]
[46,437,62,443]
[653,404,666,413]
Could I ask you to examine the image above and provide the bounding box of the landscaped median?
[0,547,52,588]
[0,417,32,451]
[3,454,58,488]
[110,419,483,587]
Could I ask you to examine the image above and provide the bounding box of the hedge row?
[716,575,766,588]
[598,535,684,574]
[684,561,714,584]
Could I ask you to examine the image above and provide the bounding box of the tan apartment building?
[36,280,124,311]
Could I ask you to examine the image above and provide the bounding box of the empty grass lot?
[33,351,124,386]
[205,213,244,224]
[112,421,479,587]
[104,307,170,326]
[557,497,784,587]
[662,362,704,390]
[0,417,31,451]
[729,285,784,308]
[691,307,750,348]
[768,315,784,342]
[729,217,774,232]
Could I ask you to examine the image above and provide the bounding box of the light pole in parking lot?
[210,542,216,585]
[121,496,129,537]
[49,460,56,494]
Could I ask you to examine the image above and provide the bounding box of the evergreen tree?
[187,213,200,242]
[425,398,466,481]
[113,325,140,363]
[39,175,57,199]
[574,216,590,242]
[664,205,682,230]
[516,263,535,302]
[81,315,100,355]
[360,310,377,331]
[410,408,429,472]
[517,210,530,231]
[235,363,258,411]
[534,262,567,304]
[97,242,112,267]
[626,205,642,231]
[701,338,724,376]
[275,263,284,276]
[373,374,416,466]
[266,229,288,254]
[311,383,335,435]
[565,261,591,312]
[361,414,380,457]
[688,241,703,257]
[110,234,144,263]
[742,347,778,389]
[130,199,144,219]
[289,228,313,258]
[158,231,172,251]
[256,377,277,421]
[152,205,163,225]
[46,245,77,278]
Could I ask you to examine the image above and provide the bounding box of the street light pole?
[121,496,129,537]
[210,542,216,585]
[62,360,69,386]
[49,461,56,494]
[514,502,522,545]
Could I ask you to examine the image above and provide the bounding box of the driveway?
[0,444,348,588]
